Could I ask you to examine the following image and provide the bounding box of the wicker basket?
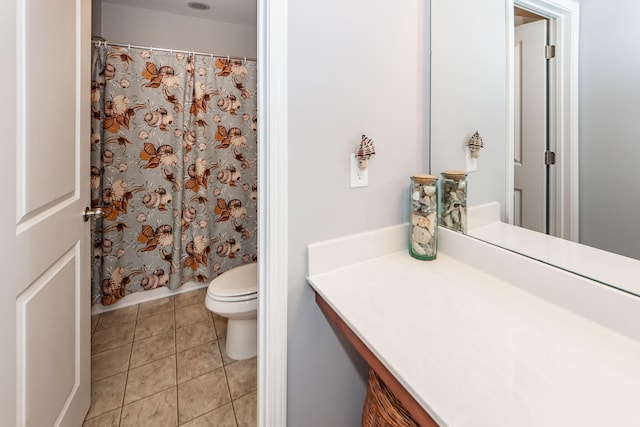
[362,369,419,426]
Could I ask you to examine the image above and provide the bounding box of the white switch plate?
[465,147,478,172]
[350,154,368,188]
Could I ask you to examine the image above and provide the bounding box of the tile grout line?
[88,290,254,426]
[118,303,140,427]
[172,296,180,426]
[216,311,240,427]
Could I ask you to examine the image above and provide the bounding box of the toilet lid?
[208,262,257,298]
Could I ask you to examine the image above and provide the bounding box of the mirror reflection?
[430,0,640,295]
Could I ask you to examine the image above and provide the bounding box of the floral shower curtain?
[90,44,258,305]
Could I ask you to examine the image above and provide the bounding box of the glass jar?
[440,170,467,233]
[410,174,438,260]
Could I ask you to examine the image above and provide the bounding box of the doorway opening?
[513,7,551,234]
[506,0,579,241]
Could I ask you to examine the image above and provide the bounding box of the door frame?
[257,0,288,425]
[505,0,579,241]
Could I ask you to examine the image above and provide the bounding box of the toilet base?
[225,318,257,360]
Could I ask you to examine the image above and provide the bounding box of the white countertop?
[467,202,640,297]
[307,227,640,426]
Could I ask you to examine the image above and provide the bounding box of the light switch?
[350,154,368,188]
[465,147,478,172]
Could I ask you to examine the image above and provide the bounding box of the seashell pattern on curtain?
[90,45,257,305]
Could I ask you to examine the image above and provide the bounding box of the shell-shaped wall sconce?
[468,131,484,159]
[355,134,376,170]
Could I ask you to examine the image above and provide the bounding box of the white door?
[0,0,91,425]
[514,19,547,232]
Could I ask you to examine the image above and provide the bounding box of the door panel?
[514,19,547,233]
[1,0,91,425]
[18,248,78,426]
[22,0,77,213]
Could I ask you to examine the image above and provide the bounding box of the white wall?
[430,0,640,261]
[578,0,640,259]
[431,0,508,215]
[286,0,428,424]
[100,2,256,58]
[99,1,427,423]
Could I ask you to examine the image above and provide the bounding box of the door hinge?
[545,151,556,165]
[545,45,556,59]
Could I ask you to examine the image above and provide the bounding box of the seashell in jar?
[411,225,432,245]
[411,213,423,226]
[416,215,429,228]
[422,213,436,236]
[442,214,454,227]
[452,209,461,224]
[420,195,432,207]
[423,186,436,196]
[448,191,461,203]
[412,191,420,201]
[411,241,427,256]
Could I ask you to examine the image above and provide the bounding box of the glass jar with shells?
[440,170,467,233]
[410,174,438,260]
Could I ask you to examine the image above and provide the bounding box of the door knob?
[83,207,104,222]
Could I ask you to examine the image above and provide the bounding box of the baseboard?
[91,281,209,315]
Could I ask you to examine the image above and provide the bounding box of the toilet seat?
[207,290,257,302]
[207,262,258,302]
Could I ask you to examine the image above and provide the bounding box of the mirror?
[430,0,640,296]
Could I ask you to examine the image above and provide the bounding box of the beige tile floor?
[84,288,257,427]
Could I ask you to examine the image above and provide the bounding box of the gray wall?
[578,0,640,259]
[286,0,428,424]
[97,0,429,423]
[100,2,256,58]
[91,0,102,37]
[430,0,508,216]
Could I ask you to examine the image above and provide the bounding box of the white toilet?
[205,262,258,360]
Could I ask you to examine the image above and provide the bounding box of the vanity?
[307,225,640,426]
[307,1,640,424]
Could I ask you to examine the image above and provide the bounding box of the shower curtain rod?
[91,39,256,62]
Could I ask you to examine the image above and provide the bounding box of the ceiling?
[103,0,257,27]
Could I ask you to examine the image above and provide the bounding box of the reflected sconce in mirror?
[355,134,376,170]
[468,131,484,159]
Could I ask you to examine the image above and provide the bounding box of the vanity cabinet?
[307,224,640,426]
[315,293,438,426]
